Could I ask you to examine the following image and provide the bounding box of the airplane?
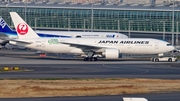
[0,16,128,45]
[7,12,174,61]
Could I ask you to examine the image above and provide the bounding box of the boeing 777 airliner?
[7,12,174,61]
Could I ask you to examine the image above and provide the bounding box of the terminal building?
[0,0,180,44]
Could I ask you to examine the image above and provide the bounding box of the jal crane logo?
[17,23,28,35]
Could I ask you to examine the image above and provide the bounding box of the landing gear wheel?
[168,58,172,62]
[93,57,98,61]
[150,58,154,61]
[89,58,93,61]
[83,57,98,61]
[84,57,89,61]
[155,58,159,62]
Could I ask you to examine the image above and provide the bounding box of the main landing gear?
[84,57,98,61]
[83,51,98,61]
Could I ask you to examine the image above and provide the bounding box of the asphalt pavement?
[0,50,180,101]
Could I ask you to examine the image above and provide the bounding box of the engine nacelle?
[103,48,121,59]
[0,39,9,45]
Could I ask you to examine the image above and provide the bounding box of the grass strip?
[0,78,180,98]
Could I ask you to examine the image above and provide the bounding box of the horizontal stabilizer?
[0,37,32,44]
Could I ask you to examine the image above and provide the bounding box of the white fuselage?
[8,12,175,60]
[10,38,174,55]
[35,30,128,38]
[0,31,128,45]
[4,31,128,39]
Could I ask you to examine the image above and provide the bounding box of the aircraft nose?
[168,46,175,52]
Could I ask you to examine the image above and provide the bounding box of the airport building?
[0,0,180,44]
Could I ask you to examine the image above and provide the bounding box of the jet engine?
[0,39,9,46]
[103,48,122,59]
[0,33,9,45]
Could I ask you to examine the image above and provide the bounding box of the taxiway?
[0,50,180,101]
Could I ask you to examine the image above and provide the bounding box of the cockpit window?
[167,44,172,46]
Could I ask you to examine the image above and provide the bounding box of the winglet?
[10,12,39,39]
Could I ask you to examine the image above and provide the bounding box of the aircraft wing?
[10,39,32,44]
[60,42,106,52]
[0,37,32,44]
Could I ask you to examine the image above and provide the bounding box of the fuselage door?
[127,44,131,49]
[41,41,46,47]
[155,42,159,49]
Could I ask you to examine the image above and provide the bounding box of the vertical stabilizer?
[0,16,14,33]
[10,12,39,39]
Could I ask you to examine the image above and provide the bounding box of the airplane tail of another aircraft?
[10,12,39,39]
[0,16,15,33]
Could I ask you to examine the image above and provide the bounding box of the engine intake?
[103,48,121,59]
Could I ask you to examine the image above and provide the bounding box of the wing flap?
[60,42,105,52]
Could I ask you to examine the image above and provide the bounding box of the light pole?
[172,0,175,46]
[68,18,70,31]
[24,0,27,22]
[5,3,9,16]
[160,21,165,40]
[128,20,133,38]
[115,19,120,33]
[34,18,39,31]
[118,20,120,33]
[176,21,179,45]
[91,0,94,32]
[84,19,86,32]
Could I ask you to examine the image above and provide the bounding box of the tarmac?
[0,49,180,101]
